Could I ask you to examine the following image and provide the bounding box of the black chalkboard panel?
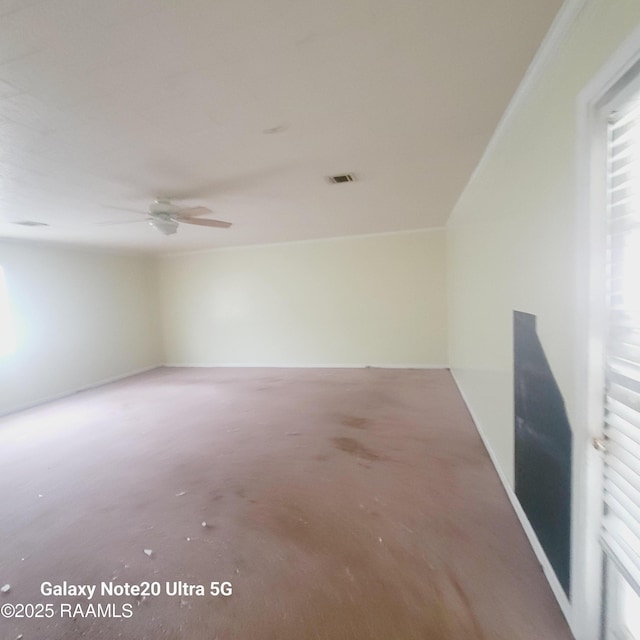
[514,311,572,597]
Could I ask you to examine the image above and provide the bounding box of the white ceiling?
[0,0,563,253]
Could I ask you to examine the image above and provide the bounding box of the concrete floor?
[0,368,573,639]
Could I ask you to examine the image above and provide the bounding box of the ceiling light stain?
[262,125,287,134]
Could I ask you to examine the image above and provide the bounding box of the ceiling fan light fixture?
[149,217,178,235]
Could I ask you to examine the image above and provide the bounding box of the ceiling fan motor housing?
[149,199,179,216]
[149,214,178,235]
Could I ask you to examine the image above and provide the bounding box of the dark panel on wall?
[514,311,572,597]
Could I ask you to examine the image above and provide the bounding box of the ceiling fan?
[107,199,232,235]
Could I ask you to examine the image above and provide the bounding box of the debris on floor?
[143,549,153,557]
[1,584,10,594]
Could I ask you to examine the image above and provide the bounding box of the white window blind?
[601,96,640,597]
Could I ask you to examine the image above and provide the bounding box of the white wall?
[159,230,447,367]
[0,240,162,415]
[446,1,640,637]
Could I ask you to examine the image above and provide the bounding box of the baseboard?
[0,364,162,418]
[163,362,449,369]
[1,364,447,417]
[449,368,575,636]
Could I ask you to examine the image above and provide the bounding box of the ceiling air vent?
[328,174,355,184]
[13,220,49,227]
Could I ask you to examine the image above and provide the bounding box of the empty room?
[1,1,640,639]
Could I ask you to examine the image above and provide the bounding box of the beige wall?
[446,0,640,634]
[0,229,448,415]
[448,0,640,488]
[159,230,447,367]
[0,241,162,415]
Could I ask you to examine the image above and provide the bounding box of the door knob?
[592,437,607,453]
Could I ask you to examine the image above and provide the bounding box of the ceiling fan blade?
[180,218,232,229]
[103,205,147,215]
[96,218,148,226]
[174,206,212,219]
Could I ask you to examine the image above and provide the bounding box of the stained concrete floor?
[0,368,573,639]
